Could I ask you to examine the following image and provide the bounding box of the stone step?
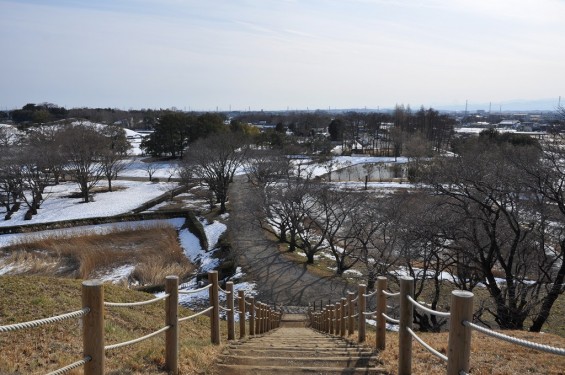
[218,355,378,367]
[216,364,387,375]
[225,348,375,358]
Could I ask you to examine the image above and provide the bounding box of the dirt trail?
[228,178,352,306]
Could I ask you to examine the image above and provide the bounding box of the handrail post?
[347,292,355,336]
[376,276,387,350]
[208,271,220,345]
[256,303,262,334]
[335,303,341,336]
[264,304,269,333]
[358,284,366,343]
[165,276,179,374]
[238,290,246,338]
[249,297,256,336]
[399,276,414,375]
[447,290,474,375]
[226,282,235,340]
[82,280,104,375]
[340,297,346,337]
[329,304,335,335]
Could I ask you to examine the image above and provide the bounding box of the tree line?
[0,122,129,220]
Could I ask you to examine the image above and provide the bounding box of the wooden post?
[329,304,335,335]
[165,276,179,375]
[376,276,387,351]
[348,292,355,336]
[340,297,346,337]
[335,302,341,336]
[226,282,235,340]
[249,297,255,336]
[447,290,474,375]
[256,303,262,334]
[399,276,414,375]
[238,290,246,338]
[208,271,220,345]
[358,284,366,343]
[82,280,104,375]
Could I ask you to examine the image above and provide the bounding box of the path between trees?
[229,178,353,307]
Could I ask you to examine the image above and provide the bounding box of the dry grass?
[0,224,194,286]
[0,276,226,375]
[343,327,565,375]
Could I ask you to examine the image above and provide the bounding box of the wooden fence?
[0,271,280,375]
[309,275,565,375]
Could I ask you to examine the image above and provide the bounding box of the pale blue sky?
[1,0,564,111]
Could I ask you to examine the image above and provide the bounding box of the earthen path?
[229,178,352,306]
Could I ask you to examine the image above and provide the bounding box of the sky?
[1,0,564,112]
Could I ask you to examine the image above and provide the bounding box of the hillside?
[0,276,224,374]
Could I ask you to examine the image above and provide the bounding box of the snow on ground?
[0,180,170,227]
[119,157,181,179]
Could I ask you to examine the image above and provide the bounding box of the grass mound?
[0,276,224,374]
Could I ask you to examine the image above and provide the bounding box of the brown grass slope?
[0,276,224,375]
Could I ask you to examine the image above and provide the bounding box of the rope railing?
[46,356,92,375]
[463,321,565,356]
[105,326,171,351]
[308,276,478,375]
[179,284,212,294]
[407,295,451,318]
[104,294,169,307]
[178,306,214,322]
[0,307,90,333]
[1,271,279,375]
[407,327,448,362]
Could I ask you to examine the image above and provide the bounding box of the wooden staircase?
[216,314,386,374]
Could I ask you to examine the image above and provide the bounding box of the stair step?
[218,355,378,367]
[225,348,375,357]
[217,364,387,375]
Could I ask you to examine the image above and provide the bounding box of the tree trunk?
[530,259,565,332]
[306,251,314,264]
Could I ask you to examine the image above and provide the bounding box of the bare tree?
[59,123,107,203]
[100,125,131,192]
[181,133,249,213]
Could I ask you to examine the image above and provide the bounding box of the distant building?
[498,120,520,128]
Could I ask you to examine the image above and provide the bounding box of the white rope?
[0,308,90,333]
[178,306,214,322]
[406,327,448,362]
[382,313,400,324]
[351,296,359,303]
[383,291,400,297]
[464,321,565,356]
[104,294,169,308]
[219,306,232,312]
[46,356,91,375]
[245,300,252,306]
[407,296,451,318]
[218,287,231,295]
[363,290,377,298]
[105,326,170,351]
[179,284,212,294]
[363,311,376,316]
[351,313,359,318]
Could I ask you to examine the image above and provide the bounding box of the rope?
[179,284,212,294]
[363,290,377,298]
[383,291,400,297]
[382,313,400,324]
[104,294,169,308]
[105,326,170,351]
[363,311,376,316]
[351,296,359,303]
[464,321,565,356]
[46,356,91,375]
[218,287,231,295]
[178,306,214,322]
[351,313,359,318]
[407,327,448,362]
[0,308,90,333]
[245,300,252,306]
[219,306,232,312]
[407,296,451,318]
